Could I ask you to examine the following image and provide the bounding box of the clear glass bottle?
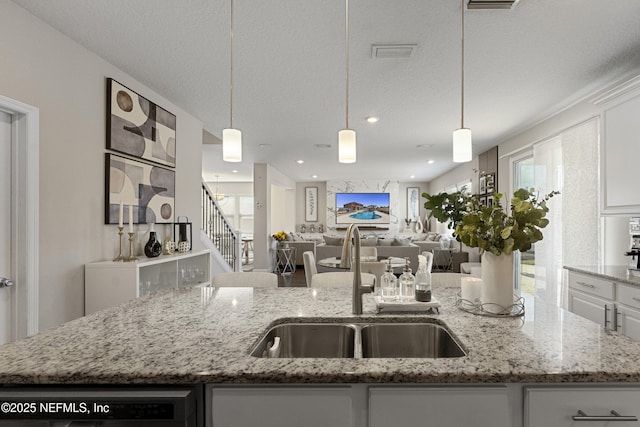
[399,258,415,301]
[414,256,432,302]
[380,262,399,302]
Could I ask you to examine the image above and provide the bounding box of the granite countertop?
[565,265,640,286]
[2,285,640,385]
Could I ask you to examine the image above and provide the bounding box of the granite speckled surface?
[2,285,640,385]
[565,265,640,286]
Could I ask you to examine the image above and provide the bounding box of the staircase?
[201,182,239,271]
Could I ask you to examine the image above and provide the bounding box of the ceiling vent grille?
[467,0,518,9]
[371,44,417,59]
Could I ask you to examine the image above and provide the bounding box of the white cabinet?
[209,386,353,427]
[567,271,616,330]
[525,386,640,426]
[85,250,210,314]
[615,284,640,340]
[594,75,640,214]
[368,386,509,427]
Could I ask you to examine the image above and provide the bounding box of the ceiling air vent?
[467,0,518,9]
[371,44,417,59]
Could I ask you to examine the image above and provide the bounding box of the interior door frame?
[0,94,39,340]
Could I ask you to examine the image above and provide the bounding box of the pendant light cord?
[345,0,350,130]
[460,0,465,129]
[229,0,235,129]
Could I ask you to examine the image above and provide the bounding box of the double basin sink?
[250,320,466,359]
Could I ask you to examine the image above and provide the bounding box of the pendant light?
[338,0,356,164]
[453,0,472,163]
[223,0,242,162]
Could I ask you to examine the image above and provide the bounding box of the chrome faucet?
[340,224,373,314]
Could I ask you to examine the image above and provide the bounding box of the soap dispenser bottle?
[414,255,432,302]
[380,260,399,302]
[399,258,415,301]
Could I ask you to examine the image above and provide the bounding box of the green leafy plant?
[422,188,559,256]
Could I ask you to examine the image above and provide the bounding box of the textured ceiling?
[12,0,640,183]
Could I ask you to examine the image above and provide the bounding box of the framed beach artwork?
[107,78,176,168]
[407,187,420,220]
[305,187,318,222]
[105,153,175,225]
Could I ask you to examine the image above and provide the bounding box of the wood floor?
[277,268,307,287]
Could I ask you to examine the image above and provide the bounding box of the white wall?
[295,181,327,232]
[0,2,204,330]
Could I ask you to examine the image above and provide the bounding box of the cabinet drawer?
[568,272,615,300]
[525,386,640,427]
[369,386,509,427]
[618,283,640,310]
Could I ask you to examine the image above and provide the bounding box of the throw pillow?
[411,233,427,241]
[323,236,344,246]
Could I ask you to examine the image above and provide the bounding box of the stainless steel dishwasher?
[0,385,201,426]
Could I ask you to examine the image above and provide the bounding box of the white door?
[0,111,12,344]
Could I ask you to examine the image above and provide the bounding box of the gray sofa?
[315,239,420,272]
[283,241,316,266]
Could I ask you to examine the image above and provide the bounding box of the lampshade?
[338,129,356,163]
[223,128,242,162]
[453,128,472,163]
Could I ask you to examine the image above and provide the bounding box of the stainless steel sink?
[250,320,466,359]
[250,323,356,358]
[360,323,466,358]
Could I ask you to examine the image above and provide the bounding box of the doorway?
[0,95,39,343]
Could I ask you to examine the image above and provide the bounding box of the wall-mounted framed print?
[479,175,487,195]
[105,153,175,225]
[305,187,318,222]
[107,78,176,168]
[407,187,420,220]
[487,195,494,207]
[485,173,495,194]
[479,196,487,207]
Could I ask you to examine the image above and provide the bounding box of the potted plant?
[423,187,558,313]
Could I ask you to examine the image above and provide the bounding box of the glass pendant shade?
[338,129,356,163]
[452,128,472,163]
[222,128,242,162]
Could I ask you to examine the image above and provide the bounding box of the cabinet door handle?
[616,308,622,332]
[604,305,611,330]
[573,409,638,421]
[577,281,596,289]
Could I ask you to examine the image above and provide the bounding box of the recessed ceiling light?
[427,159,435,164]
[410,175,415,179]
[366,116,379,124]
[312,175,318,179]
[258,143,271,148]
[296,160,304,164]
[232,169,238,173]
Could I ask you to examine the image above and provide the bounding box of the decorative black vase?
[144,229,162,258]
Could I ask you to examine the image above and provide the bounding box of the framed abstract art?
[105,153,175,225]
[107,78,176,168]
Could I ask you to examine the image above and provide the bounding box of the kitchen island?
[3,286,640,426]
[1,285,640,384]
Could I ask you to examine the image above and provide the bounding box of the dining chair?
[358,246,378,261]
[310,272,376,288]
[303,251,318,287]
[212,272,278,288]
[355,261,386,289]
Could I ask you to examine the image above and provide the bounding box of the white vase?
[480,252,515,314]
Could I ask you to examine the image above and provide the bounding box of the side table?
[431,248,459,271]
[274,247,297,275]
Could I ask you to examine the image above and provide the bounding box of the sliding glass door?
[512,153,535,293]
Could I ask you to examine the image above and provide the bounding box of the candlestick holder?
[113,226,125,262]
[126,232,138,262]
